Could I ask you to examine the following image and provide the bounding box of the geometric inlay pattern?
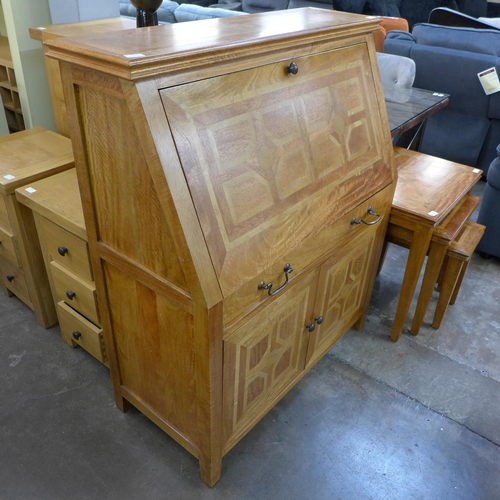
[161,44,389,295]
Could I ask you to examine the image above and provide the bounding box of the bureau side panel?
[74,83,187,290]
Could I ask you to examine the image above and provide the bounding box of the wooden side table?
[387,147,482,341]
[0,127,74,328]
[15,168,107,364]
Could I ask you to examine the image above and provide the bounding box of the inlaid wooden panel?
[77,87,187,291]
[306,227,377,367]
[161,43,391,297]
[0,224,19,266]
[103,262,198,445]
[223,270,317,445]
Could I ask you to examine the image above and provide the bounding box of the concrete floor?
[2,191,499,499]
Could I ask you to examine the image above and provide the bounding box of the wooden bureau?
[45,9,397,485]
[15,168,107,365]
[0,127,74,327]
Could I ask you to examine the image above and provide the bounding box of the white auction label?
[478,67,500,95]
[3,174,15,180]
[25,187,36,193]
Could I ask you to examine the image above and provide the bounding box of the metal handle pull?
[306,315,324,333]
[6,275,14,282]
[66,291,76,300]
[351,206,382,226]
[258,263,293,296]
[286,62,299,75]
[72,331,82,340]
[58,246,69,256]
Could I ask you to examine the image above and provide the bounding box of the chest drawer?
[50,260,99,325]
[0,195,10,228]
[37,216,93,281]
[0,225,19,266]
[57,301,107,365]
[223,186,392,328]
[0,255,30,303]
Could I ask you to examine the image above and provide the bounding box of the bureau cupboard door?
[305,226,379,367]
[223,269,318,448]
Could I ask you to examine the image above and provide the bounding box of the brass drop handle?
[287,62,299,75]
[258,263,293,296]
[58,246,69,256]
[66,290,76,300]
[351,206,382,226]
[306,315,324,333]
[6,275,14,282]
[72,331,82,340]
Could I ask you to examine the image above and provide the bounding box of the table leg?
[410,241,448,335]
[390,225,433,342]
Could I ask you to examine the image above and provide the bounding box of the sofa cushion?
[174,3,247,21]
[412,23,500,57]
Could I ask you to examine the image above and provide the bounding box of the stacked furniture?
[384,23,500,175]
[0,128,74,328]
[45,9,397,485]
[15,169,108,365]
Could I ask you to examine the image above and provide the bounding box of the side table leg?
[410,241,448,335]
[390,226,433,342]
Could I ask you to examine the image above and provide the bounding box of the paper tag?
[124,53,146,59]
[25,187,36,193]
[478,67,500,95]
[432,93,445,97]
[428,211,439,217]
[473,168,481,174]
[37,27,47,30]
[3,174,15,180]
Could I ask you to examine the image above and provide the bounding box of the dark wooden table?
[385,85,449,138]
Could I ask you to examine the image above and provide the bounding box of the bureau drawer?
[223,186,392,327]
[0,195,9,228]
[57,301,107,365]
[0,225,19,266]
[37,216,93,281]
[50,260,99,325]
[0,255,30,303]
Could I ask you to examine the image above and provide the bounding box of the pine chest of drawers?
[0,127,74,328]
[46,9,397,485]
[15,169,107,364]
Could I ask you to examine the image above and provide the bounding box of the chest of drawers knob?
[286,61,299,75]
[72,331,82,340]
[6,274,14,282]
[66,290,76,300]
[58,246,69,256]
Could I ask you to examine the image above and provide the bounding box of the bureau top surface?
[15,168,86,240]
[391,147,482,227]
[45,8,380,80]
[0,128,74,195]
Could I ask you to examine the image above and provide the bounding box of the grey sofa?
[477,144,500,259]
[384,23,500,175]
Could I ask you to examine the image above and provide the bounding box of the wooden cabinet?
[15,168,107,365]
[0,127,74,327]
[0,36,24,132]
[46,9,396,485]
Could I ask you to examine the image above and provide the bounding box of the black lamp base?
[136,9,159,27]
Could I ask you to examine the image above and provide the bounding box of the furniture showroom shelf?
[0,36,24,133]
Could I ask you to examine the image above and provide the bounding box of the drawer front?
[223,269,318,449]
[0,256,30,302]
[0,225,19,266]
[0,195,9,228]
[161,43,393,298]
[223,186,393,328]
[57,301,107,365]
[50,260,99,325]
[37,216,93,281]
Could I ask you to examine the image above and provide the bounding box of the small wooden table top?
[388,147,482,341]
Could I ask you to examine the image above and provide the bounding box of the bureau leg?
[199,453,222,487]
[1,281,14,297]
